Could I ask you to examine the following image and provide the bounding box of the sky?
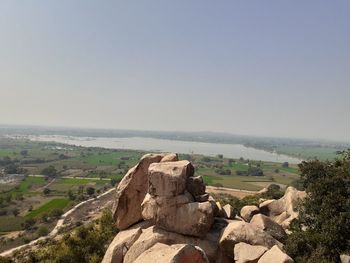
[0,1,349,141]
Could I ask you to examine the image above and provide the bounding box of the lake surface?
[28,135,302,164]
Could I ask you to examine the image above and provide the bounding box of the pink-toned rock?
[234,242,268,263]
[102,221,152,263]
[250,214,287,242]
[240,205,260,222]
[161,153,179,162]
[149,160,194,197]
[259,187,306,228]
[257,245,294,263]
[219,221,282,259]
[133,243,209,263]
[112,153,164,230]
[124,223,225,263]
[222,204,236,219]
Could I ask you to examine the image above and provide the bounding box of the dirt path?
[206,186,257,199]
[0,188,115,257]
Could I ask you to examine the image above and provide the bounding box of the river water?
[27,135,302,164]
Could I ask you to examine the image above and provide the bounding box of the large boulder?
[250,214,287,242]
[219,221,282,259]
[259,187,306,229]
[148,160,194,197]
[124,221,226,263]
[102,221,151,263]
[161,153,179,162]
[160,201,214,237]
[133,243,209,263]
[257,245,294,263]
[222,204,236,219]
[240,205,260,222]
[112,153,164,229]
[234,242,268,263]
[141,192,194,221]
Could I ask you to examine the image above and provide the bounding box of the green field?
[26,198,70,219]
[0,216,26,232]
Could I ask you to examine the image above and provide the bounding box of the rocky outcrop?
[240,205,260,222]
[234,242,268,263]
[133,243,209,263]
[123,222,226,263]
[112,153,165,229]
[259,187,306,229]
[222,204,235,219]
[104,153,296,263]
[160,153,179,162]
[102,221,152,263]
[142,160,214,237]
[250,214,287,242]
[219,221,282,259]
[148,160,194,197]
[257,245,294,263]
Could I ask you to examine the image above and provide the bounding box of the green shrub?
[285,150,350,262]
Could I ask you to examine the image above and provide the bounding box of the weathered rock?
[149,160,194,197]
[154,201,214,237]
[124,221,226,263]
[234,242,268,263]
[187,176,206,196]
[219,221,282,258]
[222,204,235,219]
[257,245,294,263]
[240,205,260,222]
[259,187,306,229]
[102,221,152,263]
[341,254,350,263]
[161,153,179,162]
[112,153,164,229]
[141,193,193,221]
[133,243,209,263]
[250,214,287,242]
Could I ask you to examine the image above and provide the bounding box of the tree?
[22,218,36,230]
[41,165,57,177]
[20,150,28,156]
[36,226,49,237]
[86,187,95,196]
[12,208,19,217]
[285,150,350,263]
[43,188,51,195]
[49,208,63,218]
[67,190,76,200]
[282,162,289,168]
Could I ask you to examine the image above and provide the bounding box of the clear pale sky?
[1,1,349,141]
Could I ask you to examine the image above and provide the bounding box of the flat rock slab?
[133,243,209,263]
[258,245,294,263]
[234,242,268,263]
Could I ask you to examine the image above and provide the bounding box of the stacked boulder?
[142,160,214,237]
[104,153,303,263]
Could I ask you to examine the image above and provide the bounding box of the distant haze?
[1,1,349,141]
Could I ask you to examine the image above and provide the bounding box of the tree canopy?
[285,150,350,263]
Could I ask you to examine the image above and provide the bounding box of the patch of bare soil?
[206,186,256,199]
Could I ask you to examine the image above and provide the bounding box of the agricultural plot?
[26,198,70,219]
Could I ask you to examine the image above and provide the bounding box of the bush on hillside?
[285,150,350,263]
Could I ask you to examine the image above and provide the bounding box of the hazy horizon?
[1,1,350,141]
